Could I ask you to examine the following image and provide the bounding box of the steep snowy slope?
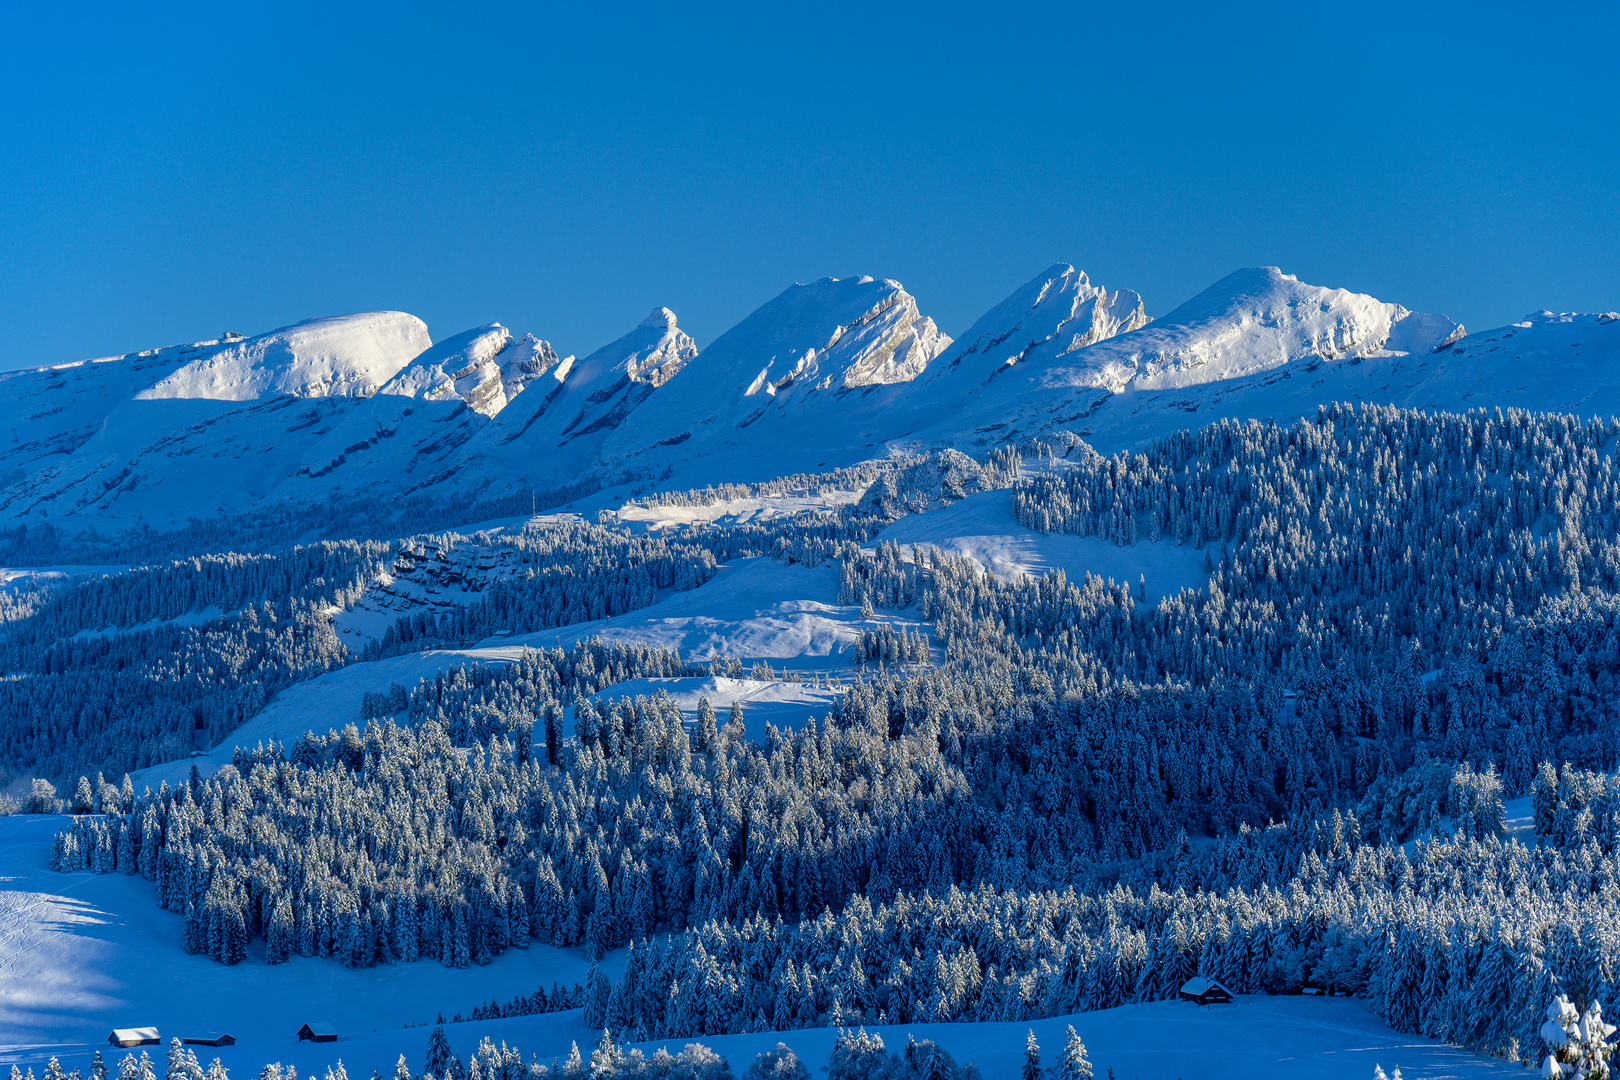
[0,314,427,482]
[907,267,1468,453]
[0,314,433,525]
[1,269,1613,537]
[133,312,429,401]
[918,263,1148,390]
[598,277,950,475]
[966,307,1617,457]
[474,307,697,474]
[377,324,565,417]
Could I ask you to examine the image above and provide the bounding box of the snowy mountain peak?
[568,306,698,393]
[1032,266,1405,395]
[472,305,699,472]
[496,333,566,401]
[1386,311,1466,354]
[925,263,1148,390]
[132,311,430,402]
[701,275,950,399]
[640,306,679,330]
[378,323,567,417]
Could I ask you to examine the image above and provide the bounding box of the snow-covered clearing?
[611,489,862,532]
[485,556,920,670]
[0,567,132,592]
[136,557,890,787]
[3,893,1516,1080]
[567,676,842,738]
[1503,795,1534,841]
[69,606,230,642]
[870,489,1209,601]
[129,647,533,788]
[0,815,619,1052]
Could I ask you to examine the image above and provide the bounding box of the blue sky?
[0,1,1614,369]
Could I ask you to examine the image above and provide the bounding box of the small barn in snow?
[1179,976,1235,1005]
[109,1029,161,1048]
[297,1022,337,1043]
[181,1034,236,1047]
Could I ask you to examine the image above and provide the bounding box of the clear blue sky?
[1,1,1614,369]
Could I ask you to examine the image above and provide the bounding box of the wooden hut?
[297,1022,338,1043]
[1179,976,1235,1005]
[109,1029,161,1048]
[181,1034,236,1047]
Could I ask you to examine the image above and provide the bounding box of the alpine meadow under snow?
[4,260,1620,1080]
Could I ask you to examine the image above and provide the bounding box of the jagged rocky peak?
[615,307,699,388]
[498,334,566,400]
[701,275,950,404]
[477,305,699,456]
[1032,267,1414,395]
[827,279,952,389]
[132,311,431,401]
[925,264,1147,386]
[378,323,568,417]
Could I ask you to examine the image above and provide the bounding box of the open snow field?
[0,567,134,592]
[612,489,863,531]
[869,489,1209,600]
[129,647,534,788]
[135,557,889,787]
[3,1001,1515,1080]
[486,556,922,670]
[0,815,620,1054]
[564,676,842,737]
[0,826,1515,1080]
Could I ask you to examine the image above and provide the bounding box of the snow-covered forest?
[11,402,1617,1073]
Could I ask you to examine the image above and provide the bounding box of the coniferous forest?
[21,404,1620,1072]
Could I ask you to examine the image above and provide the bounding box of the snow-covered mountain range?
[0,264,1613,535]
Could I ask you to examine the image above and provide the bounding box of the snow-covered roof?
[300,1021,337,1035]
[1181,976,1234,996]
[109,1028,159,1041]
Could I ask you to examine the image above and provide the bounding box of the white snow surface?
[919,263,1148,391]
[2,265,1615,534]
[611,488,862,531]
[378,324,566,418]
[490,556,921,670]
[133,312,430,402]
[569,676,843,739]
[470,308,698,481]
[870,488,1209,600]
[0,814,1511,1080]
[128,647,535,789]
[597,276,951,480]
[139,552,917,788]
[0,815,619,1051]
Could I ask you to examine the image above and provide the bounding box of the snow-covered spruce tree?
[1542,996,1618,1079]
[742,1045,809,1080]
[1056,1027,1092,1080]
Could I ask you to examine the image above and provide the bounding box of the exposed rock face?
[377,324,568,418]
[923,263,1148,387]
